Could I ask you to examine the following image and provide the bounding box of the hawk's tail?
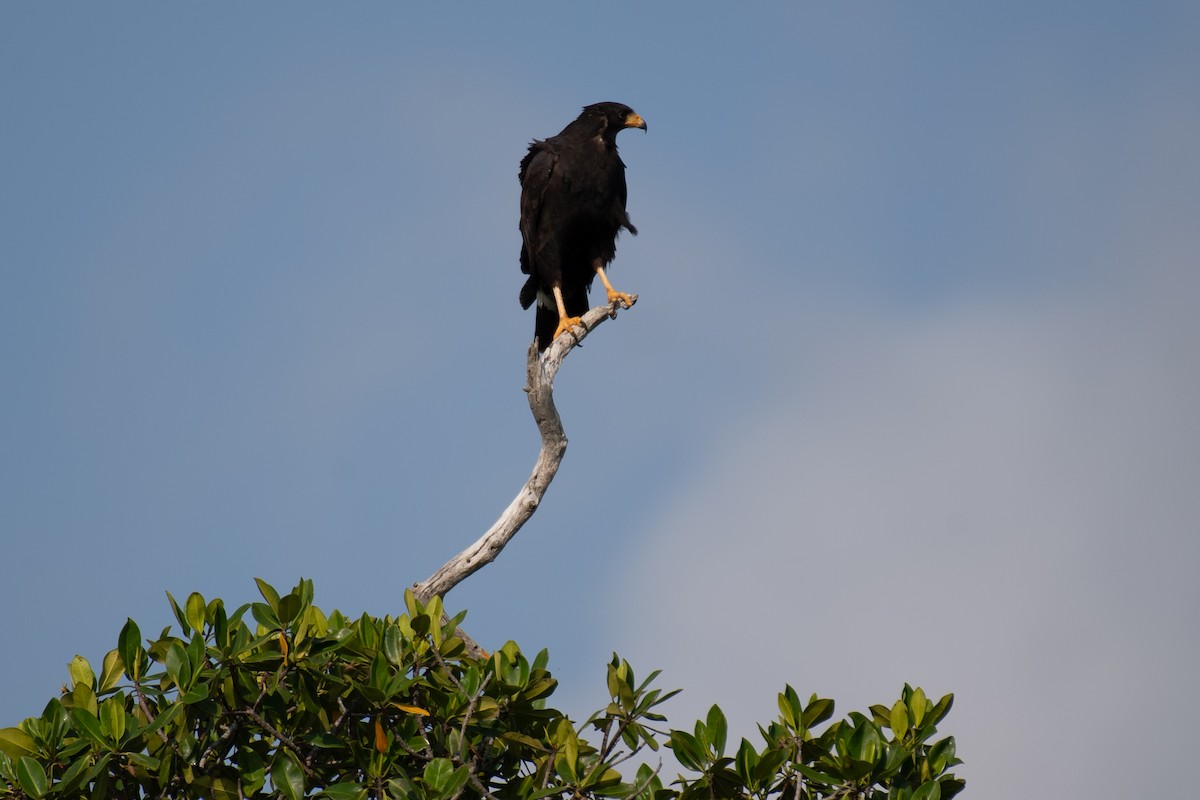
[534,304,558,353]
[519,276,538,310]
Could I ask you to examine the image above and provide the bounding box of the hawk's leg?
[595,264,637,309]
[551,285,584,342]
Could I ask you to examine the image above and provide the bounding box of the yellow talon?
[554,316,584,340]
[595,264,636,309]
[606,288,636,308]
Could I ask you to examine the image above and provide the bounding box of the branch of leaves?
[0,580,541,800]
[664,685,964,800]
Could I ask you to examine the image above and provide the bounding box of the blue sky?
[3,4,1198,798]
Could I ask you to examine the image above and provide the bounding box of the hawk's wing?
[519,139,560,278]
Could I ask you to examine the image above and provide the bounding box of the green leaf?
[563,729,579,775]
[16,756,47,799]
[193,775,240,800]
[880,742,909,776]
[0,728,38,759]
[309,733,344,749]
[297,604,330,645]
[753,747,788,784]
[254,578,281,612]
[461,665,481,697]
[777,684,802,729]
[555,752,578,783]
[402,587,420,619]
[99,695,126,743]
[381,623,404,666]
[213,602,231,649]
[166,591,191,636]
[295,577,314,607]
[165,640,191,689]
[187,632,205,670]
[929,736,957,774]
[795,763,841,788]
[250,602,281,631]
[138,699,183,739]
[410,612,431,637]
[734,738,758,786]
[98,649,124,693]
[424,757,456,793]
[118,619,143,680]
[56,751,94,793]
[929,693,955,727]
[271,753,306,800]
[71,681,98,716]
[583,765,622,792]
[81,750,111,783]
[237,746,266,794]
[912,780,942,800]
[669,730,706,772]
[910,687,928,727]
[185,591,207,632]
[368,649,391,692]
[69,708,108,749]
[847,719,881,765]
[319,784,368,800]
[607,660,624,700]
[68,655,95,689]
[521,676,558,702]
[890,699,909,738]
[500,732,547,751]
[443,765,471,799]
[278,592,304,625]
[940,777,967,800]
[802,696,835,728]
[706,704,728,756]
[125,752,159,771]
[426,594,444,631]
[181,681,214,704]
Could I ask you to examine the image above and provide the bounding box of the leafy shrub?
[0,579,963,800]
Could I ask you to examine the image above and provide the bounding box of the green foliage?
[666,685,965,800]
[0,580,964,799]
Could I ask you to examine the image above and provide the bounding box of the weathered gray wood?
[413,296,637,606]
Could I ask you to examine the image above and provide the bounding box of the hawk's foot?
[606,289,637,309]
[553,316,584,341]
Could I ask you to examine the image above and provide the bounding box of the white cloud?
[614,273,1200,798]
[604,41,1200,797]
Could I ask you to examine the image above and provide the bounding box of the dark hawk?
[518,102,646,350]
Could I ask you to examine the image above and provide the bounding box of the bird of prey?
[518,102,646,351]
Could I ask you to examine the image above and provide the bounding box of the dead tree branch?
[413,296,636,606]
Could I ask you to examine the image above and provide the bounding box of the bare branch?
[413,297,636,605]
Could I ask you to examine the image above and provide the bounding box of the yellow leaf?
[392,703,430,717]
[374,718,388,753]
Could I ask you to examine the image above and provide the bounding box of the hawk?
[518,102,646,350]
